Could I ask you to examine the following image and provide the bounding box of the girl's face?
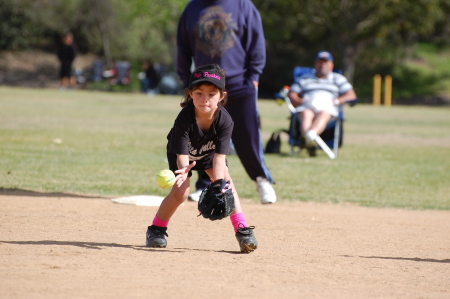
[189,84,225,115]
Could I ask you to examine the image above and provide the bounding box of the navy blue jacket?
[177,0,266,88]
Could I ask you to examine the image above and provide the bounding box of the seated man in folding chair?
[288,51,357,157]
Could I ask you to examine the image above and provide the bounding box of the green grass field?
[1,86,449,209]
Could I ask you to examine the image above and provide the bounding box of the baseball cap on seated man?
[316,51,334,62]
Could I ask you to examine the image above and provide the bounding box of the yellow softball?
[156,170,175,189]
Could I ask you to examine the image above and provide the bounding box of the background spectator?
[57,32,77,91]
[177,0,277,204]
[140,59,161,95]
[288,51,357,156]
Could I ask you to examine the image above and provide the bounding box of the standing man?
[177,0,276,204]
[57,32,77,91]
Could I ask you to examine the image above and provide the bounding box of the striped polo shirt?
[290,72,353,98]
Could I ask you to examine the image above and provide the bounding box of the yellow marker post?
[373,74,381,105]
[384,75,392,106]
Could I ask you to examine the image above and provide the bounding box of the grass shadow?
[0,188,106,199]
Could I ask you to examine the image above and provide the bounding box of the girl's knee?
[170,189,189,204]
[164,194,186,207]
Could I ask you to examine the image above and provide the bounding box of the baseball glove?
[197,179,235,221]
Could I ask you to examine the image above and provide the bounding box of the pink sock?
[230,212,247,232]
[152,214,169,227]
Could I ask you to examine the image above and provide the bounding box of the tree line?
[1,0,449,100]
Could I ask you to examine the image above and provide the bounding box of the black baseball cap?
[188,66,225,89]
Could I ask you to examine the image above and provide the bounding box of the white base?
[111,195,166,207]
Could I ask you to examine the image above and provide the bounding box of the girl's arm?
[212,153,227,181]
[174,154,196,187]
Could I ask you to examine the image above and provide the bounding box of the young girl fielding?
[146,64,258,253]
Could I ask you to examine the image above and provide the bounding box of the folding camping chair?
[158,72,181,95]
[272,67,356,159]
[104,61,131,92]
[90,60,105,82]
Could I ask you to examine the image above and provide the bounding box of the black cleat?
[235,226,258,253]
[146,225,168,248]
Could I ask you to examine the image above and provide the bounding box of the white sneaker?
[305,130,317,142]
[188,189,203,202]
[256,176,277,204]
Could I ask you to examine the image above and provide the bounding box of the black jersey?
[167,102,234,171]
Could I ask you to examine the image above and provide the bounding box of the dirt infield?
[1,192,449,299]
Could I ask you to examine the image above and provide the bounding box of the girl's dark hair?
[180,64,227,108]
